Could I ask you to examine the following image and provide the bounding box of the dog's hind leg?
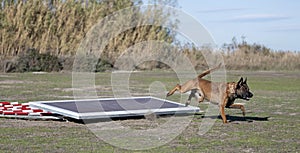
[167,82,194,97]
[166,84,181,97]
[229,103,246,116]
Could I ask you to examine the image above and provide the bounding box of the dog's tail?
[198,63,222,79]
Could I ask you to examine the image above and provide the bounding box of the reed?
[0,0,176,57]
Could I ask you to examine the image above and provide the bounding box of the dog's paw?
[185,101,190,107]
[166,92,173,97]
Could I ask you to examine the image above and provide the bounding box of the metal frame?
[29,97,200,120]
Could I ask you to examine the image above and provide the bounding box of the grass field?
[0,71,299,152]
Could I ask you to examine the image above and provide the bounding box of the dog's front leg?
[219,97,228,123]
[229,103,246,116]
[186,89,196,106]
[197,89,204,103]
[219,105,227,123]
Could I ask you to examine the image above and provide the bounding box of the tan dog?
[166,64,253,123]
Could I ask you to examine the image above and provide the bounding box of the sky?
[177,0,300,51]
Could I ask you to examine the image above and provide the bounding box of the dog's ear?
[238,77,243,84]
[244,77,247,84]
[237,77,243,88]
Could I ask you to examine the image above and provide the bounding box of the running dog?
[166,65,253,123]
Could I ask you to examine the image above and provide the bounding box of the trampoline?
[29,97,200,120]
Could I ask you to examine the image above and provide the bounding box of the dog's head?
[236,77,253,101]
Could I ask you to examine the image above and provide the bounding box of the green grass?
[0,71,299,152]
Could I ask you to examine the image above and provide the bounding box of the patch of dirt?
[289,113,298,116]
[0,74,14,78]
[0,80,26,84]
[56,85,113,92]
[233,71,300,78]
[0,85,14,88]
[0,118,82,128]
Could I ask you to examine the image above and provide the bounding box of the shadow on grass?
[199,115,270,123]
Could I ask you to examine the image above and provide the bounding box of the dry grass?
[223,49,300,71]
[181,42,300,71]
[1,1,299,72]
[0,0,176,57]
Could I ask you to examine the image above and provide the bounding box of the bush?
[15,48,62,72]
[72,55,114,72]
[95,59,114,72]
[2,50,115,73]
[3,59,17,73]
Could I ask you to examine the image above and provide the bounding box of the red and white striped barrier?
[0,101,60,120]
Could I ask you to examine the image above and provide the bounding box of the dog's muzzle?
[244,92,253,101]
